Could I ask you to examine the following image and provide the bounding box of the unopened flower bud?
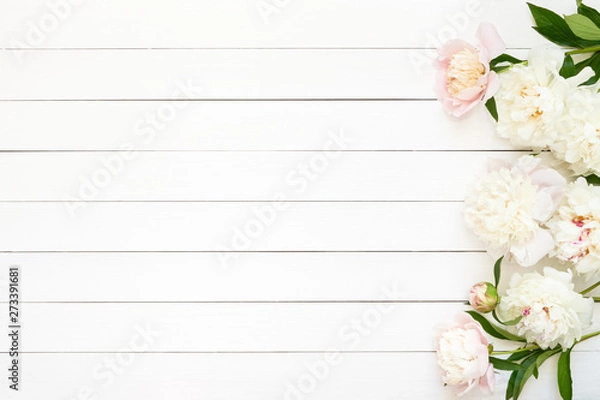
[468,282,499,313]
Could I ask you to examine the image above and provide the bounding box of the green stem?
[594,297,600,302]
[579,330,600,343]
[567,45,600,55]
[580,280,600,295]
[491,345,539,356]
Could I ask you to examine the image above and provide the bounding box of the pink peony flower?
[434,22,505,117]
[436,313,495,396]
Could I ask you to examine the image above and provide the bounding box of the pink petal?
[483,71,500,101]
[478,364,495,395]
[529,168,567,190]
[477,22,505,60]
[437,39,476,60]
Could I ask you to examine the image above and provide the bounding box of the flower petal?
[478,364,495,395]
[477,22,505,60]
[483,71,500,101]
[510,228,554,267]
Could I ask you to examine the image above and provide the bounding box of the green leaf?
[506,370,518,400]
[527,3,589,47]
[490,53,526,73]
[565,14,600,41]
[578,2,600,28]
[506,349,541,399]
[491,53,526,67]
[511,349,559,399]
[560,55,577,78]
[465,311,526,342]
[527,3,600,48]
[532,363,539,379]
[535,348,560,374]
[493,256,503,287]
[585,173,600,185]
[485,97,498,122]
[508,350,534,362]
[558,348,573,400]
[580,52,600,85]
[489,356,526,371]
[512,350,544,399]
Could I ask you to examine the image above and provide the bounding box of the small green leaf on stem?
[490,53,526,73]
[494,256,503,287]
[560,55,577,78]
[485,97,499,122]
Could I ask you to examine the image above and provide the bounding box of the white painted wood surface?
[1,0,599,399]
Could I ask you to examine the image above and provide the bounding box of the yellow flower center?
[446,49,486,96]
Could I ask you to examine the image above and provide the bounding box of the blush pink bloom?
[436,313,495,396]
[434,22,505,117]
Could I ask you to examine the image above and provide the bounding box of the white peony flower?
[436,313,494,396]
[464,155,566,266]
[550,88,600,176]
[548,178,600,279]
[495,46,594,149]
[497,267,593,350]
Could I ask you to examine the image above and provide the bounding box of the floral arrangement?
[433,2,600,399]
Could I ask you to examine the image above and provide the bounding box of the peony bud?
[468,282,498,313]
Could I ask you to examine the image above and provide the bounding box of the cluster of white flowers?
[433,15,600,396]
[496,46,600,175]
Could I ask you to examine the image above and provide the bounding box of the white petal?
[510,229,554,267]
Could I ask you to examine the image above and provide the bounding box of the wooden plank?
[0,49,528,100]
[1,353,599,400]
[0,151,520,201]
[2,302,600,352]
[0,101,507,151]
[3,352,596,400]
[0,252,495,302]
[0,202,479,251]
[0,0,588,48]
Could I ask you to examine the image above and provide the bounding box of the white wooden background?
[0,0,599,399]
